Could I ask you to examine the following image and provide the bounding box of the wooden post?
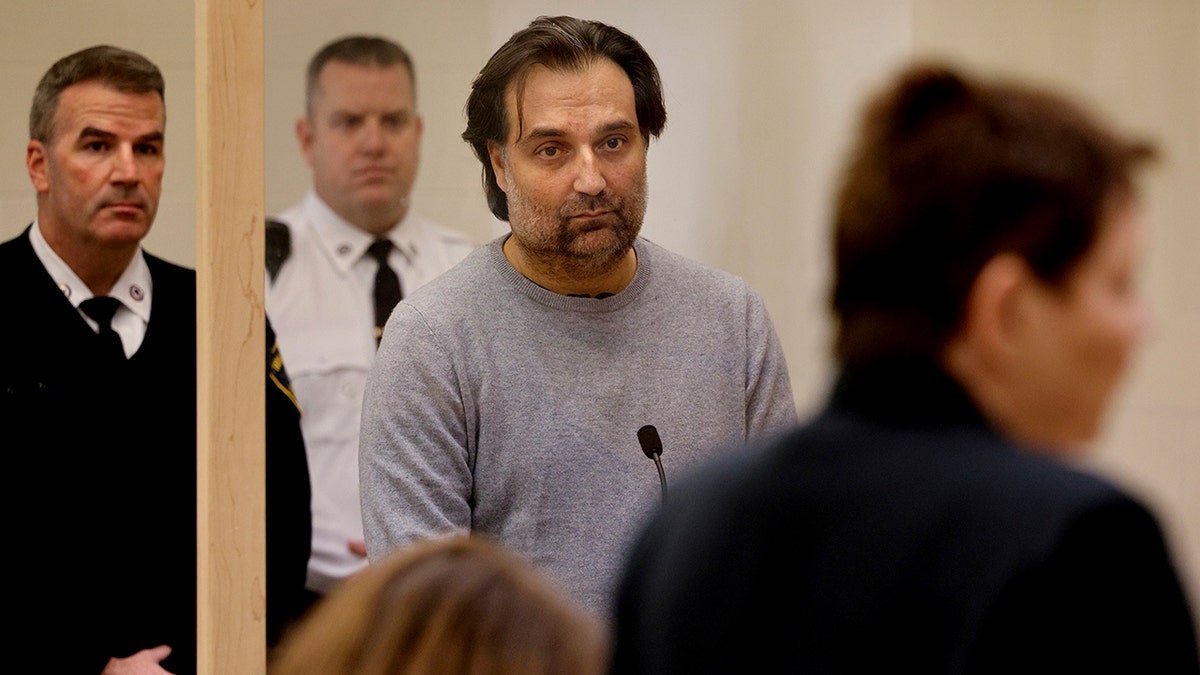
[195,0,266,672]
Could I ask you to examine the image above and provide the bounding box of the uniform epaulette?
[265,218,291,283]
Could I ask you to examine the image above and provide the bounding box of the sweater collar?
[487,235,653,313]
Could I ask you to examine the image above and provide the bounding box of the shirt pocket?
[276,325,372,380]
[276,326,373,453]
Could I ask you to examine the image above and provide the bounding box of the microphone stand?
[638,425,667,501]
[651,452,667,500]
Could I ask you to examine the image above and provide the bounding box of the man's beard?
[505,165,648,277]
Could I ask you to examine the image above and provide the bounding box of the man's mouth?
[356,166,394,180]
[567,210,613,221]
[104,201,145,214]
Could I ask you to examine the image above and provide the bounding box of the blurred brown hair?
[831,62,1155,370]
[269,534,608,675]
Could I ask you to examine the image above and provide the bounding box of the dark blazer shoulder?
[142,251,197,323]
[0,227,42,280]
[144,251,196,286]
[1,228,84,348]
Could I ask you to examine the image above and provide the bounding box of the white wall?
[1,0,1196,617]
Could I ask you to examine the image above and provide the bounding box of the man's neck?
[71,248,136,297]
[317,190,408,237]
[502,236,637,297]
[40,227,136,297]
[353,208,406,238]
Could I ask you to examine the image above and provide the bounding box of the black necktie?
[367,239,402,346]
[80,296,126,362]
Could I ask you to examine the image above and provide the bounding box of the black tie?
[367,239,402,346]
[80,296,126,362]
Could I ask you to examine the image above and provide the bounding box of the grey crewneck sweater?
[360,235,796,617]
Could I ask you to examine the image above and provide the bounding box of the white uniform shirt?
[265,190,476,593]
[29,220,153,358]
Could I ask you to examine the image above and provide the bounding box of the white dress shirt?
[29,220,153,358]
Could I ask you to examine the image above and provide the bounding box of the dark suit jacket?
[1,228,313,672]
[1,229,198,674]
[265,317,313,649]
[612,358,1199,674]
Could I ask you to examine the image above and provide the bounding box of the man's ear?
[295,117,315,168]
[958,253,1035,364]
[487,141,508,193]
[27,140,50,194]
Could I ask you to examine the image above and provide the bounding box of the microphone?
[637,425,667,500]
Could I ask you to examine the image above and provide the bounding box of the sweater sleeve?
[358,301,473,560]
[742,285,798,440]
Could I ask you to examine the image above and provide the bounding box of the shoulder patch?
[265,218,292,283]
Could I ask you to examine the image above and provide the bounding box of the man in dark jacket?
[1,44,311,674]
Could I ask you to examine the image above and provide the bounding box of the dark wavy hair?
[462,16,667,221]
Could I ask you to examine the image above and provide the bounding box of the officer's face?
[27,81,165,253]
[299,61,423,236]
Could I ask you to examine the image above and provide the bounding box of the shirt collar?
[30,219,153,322]
[304,190,418,274]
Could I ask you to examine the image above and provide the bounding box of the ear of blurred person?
[269,534,609,675]
[944,192,1149,455]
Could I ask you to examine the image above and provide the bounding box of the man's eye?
[539,146,560,158]
[604,137,624,150]
[84,141,108,152]
[136,144,161,156]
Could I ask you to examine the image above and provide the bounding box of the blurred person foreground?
[611,60,1199,674]
[270,534,609,675]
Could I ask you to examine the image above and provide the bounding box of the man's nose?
[572,149,606,196]
[359,119,385,154]
[110,145,139,184]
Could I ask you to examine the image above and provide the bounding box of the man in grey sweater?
[359,16,797,617]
